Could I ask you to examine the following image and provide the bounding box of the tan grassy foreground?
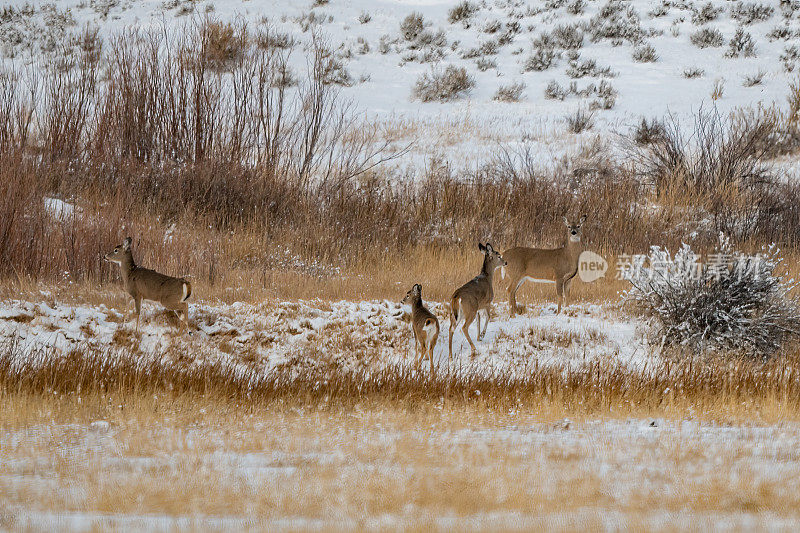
[3,388,800,531]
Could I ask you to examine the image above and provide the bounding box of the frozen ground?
[0,296,651,376]
[4,417,800,530]
[0,0,797,168]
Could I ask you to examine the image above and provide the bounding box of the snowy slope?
[0,0,796,165]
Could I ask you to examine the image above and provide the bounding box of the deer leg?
[556,279,564,314]
[134,297,142,333]
[428,332,438,374]
[479,308,490,340]
[508,276,524,316]
[475,312,482,342]
[564,277,573,310]
[461,311,478,357]
[179,302,190,331]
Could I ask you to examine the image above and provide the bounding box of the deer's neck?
[566,238,582,256]
[481,256,494,281]
[120,251,137,283]
[412,297,425,311]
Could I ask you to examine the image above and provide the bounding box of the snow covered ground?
[5,416,800,530]
[1,0,797,167]
[0,296,651,376]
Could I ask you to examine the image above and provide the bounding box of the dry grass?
[3,388,800,530]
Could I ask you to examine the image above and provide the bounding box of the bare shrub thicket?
[621,108,800,243]
[0,21,396,280]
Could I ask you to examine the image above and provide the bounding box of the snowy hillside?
[1,0,797,165]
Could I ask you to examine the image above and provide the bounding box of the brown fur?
[401,284,440,374]
[105,237,192,332]
[448,243,507,362]
[503,216,585,315]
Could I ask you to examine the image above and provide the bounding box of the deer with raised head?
[104,237,192,332]
[502,215,585,315]
[449,242,507,361]
[401,283,440,373]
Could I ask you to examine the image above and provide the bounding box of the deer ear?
[415,283,422,293]
[478,242,486,252]
[123,237,132,250]
[563,216,569,227]
[485,242,494,253]
[579,215,586,225]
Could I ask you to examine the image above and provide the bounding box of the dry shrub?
[625,237,800,357]
[493,81,525,102]
[201,20,247,70]
[622,108,800,244]
[412,65,475,102]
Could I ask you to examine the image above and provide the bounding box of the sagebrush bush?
[400,12,425,41]
[412,65,475,102]
[544,79,567,100]
[742,70,765,87]
[730,1,774,24]
[632,43,658,62]
[202,21,247,69]
[624,237,800,356]
[587,0,645,44]
[493,81,526,102]
[725,27,756,58]
[692,2,723,25]
[781,45,800,72]
[632,117,665,145]
[524,46,556,71]
[448,1,478,24]
[690,28,724,48]
[553,23,584,49]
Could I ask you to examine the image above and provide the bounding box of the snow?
[1,0,797,170]
[0,295,651,375]
[43,197,76,219]
[5,418,800,530]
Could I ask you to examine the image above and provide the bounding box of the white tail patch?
[455,298,465,327]
[182,282,189,301]
[423,319,437,339]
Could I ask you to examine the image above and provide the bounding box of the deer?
[449,242,507,362]
[401,284,440,373]
[501,215,585,315]
[104,237,192,332]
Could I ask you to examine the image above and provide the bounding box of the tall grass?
[5,341,800,411]
[0,20,799,294]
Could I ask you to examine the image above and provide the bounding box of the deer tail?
[181,280,192,302]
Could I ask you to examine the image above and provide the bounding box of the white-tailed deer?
[401,284,440,373]
[502,215,585,315]
[104,237,192,332]
[449,242,507,361]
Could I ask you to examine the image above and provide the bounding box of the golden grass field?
[4,389,800,531]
